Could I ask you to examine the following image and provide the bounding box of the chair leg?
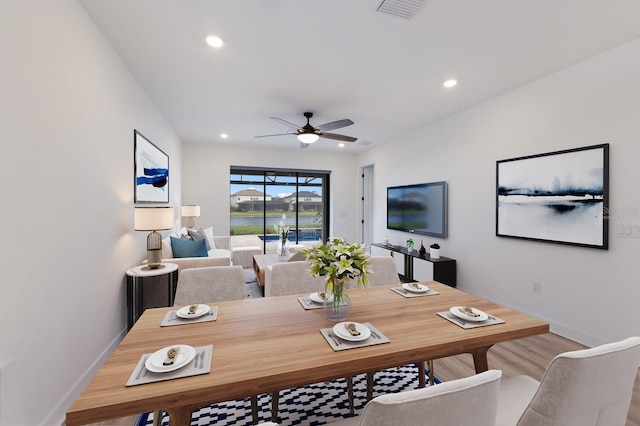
[418,362,426,388]
[428,359,435,386]
[271,391,279,423]
[251,395,258,425]
[366,371,374,401]
[153,410,162,426]
[347,375,355,415]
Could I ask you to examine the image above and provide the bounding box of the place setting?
[126,343,213,386]
[161,303,218,326]
[320,321,390,351]
[297,291,329,310]
[391,282,439,298]
[438,306,505,329]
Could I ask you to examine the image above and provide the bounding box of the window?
[230,167,330,254]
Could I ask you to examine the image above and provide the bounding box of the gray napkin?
[161,306,218,326]
[391,286,439,298]
[437,311,505,329]
[321,322,390,351]
[297,297,324,310]
[126,344,213,386]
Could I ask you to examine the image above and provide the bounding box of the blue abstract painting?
[496,144,608,249]
[134,130,169,203]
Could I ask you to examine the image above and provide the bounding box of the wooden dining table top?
[66,281,549,426]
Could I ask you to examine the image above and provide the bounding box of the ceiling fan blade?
[254,132,296,138]
[316,119,354,132]
[269,117,301,131]
[320,132,357,142]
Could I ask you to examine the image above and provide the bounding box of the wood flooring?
[81,333,640,426]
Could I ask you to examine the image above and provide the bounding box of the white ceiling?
[80,0,640,153]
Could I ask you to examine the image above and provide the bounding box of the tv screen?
[386,181,447,238]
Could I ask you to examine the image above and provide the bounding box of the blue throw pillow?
[170,236,208,258]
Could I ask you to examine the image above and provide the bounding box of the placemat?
[126,344,213,387]
[161,306,218,326]
[297,296,324,310]
[437,311,505,329]
[391,286,439,298]
[321,322,390,351]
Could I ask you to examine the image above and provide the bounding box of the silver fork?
[327,331,341,346]
[135,355,149,380]
[198,351,206,368]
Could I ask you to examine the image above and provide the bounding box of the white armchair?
[496,336,640,426]
[331,370,502,426]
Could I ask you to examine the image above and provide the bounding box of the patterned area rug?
[137,364,439,425]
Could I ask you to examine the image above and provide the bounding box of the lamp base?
[147,247,163,269]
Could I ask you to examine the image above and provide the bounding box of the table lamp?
[134,206,174,269]
[181,204,200,229]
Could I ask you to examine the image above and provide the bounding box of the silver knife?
[135,355,149,379]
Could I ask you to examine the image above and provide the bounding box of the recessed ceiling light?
[443,79,458,88]
[206,35,224,48]
[338,143,345,148]
[220,133,228,139]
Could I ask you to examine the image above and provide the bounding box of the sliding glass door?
[230,167,330,254]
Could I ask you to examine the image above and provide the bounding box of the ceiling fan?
[255,112,357,148]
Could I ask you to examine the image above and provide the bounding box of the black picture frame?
[496,143,609,249]
[134,130,169,203]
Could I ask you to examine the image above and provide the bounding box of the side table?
[126,263,179,330]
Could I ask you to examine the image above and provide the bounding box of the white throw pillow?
[201,226,217,249]
[162,235,173,259]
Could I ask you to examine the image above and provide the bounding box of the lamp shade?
[134,207,174,231]
[181,205,201,217]
[297,133,319,144]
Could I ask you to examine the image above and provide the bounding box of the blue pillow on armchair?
[170,236,208,258]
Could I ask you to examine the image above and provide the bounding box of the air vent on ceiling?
[376,0,427,20]
[357,140,373,146]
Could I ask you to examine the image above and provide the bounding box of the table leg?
[471,345,493,373]
[165,406,194,426]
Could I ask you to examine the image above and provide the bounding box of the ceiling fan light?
[297,133,319,144]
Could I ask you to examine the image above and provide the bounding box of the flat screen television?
[386,181,447,238]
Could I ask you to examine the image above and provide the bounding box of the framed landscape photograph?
[134,130,169,203]
[496,144,609,249]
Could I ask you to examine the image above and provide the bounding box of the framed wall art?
[496,143,609,249]
[134,129,169,203]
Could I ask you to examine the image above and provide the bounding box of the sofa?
[158,227,232,272]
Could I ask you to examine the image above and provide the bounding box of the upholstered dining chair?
[360,256,434,401]
[329,369,502,426]
[173,265,246,306]
[263,260,325,297]
[495,336,640,426]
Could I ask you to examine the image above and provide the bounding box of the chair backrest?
[518,336,640,426]
[366,256,400,287]
[288,251,307,262]
[354,370,502,426]
[264,261,326,297]
[173,265,246,306]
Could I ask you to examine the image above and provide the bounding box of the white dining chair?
[361,256,434,400]
[331,369,502,426]
[173,265,246,306]
[496,336,640,426]
[263,260,325,297]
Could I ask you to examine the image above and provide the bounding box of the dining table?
[66,281,549,426]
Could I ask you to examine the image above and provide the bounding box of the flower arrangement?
[275,214,290,243]
[302,237,371,306]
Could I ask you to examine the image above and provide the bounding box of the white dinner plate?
[450,306,488,322]
[176,304,210,319]
[332,322,371,342]
[145,344,196,373]
[402,282,430,293]
[309,292,332,304]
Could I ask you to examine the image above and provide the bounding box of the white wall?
[0,1,182,424]
[182,144,361,242]
[358,38,640,348]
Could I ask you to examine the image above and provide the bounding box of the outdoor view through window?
[230,168,329,254]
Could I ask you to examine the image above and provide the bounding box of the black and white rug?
[137,364,439,426]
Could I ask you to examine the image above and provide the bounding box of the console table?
[371,243,456,287]
[126,263,179,330]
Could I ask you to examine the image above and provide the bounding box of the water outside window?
[230,168,329,254]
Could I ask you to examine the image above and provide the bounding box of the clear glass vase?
[277,238,289,261]
[323,278,352,321]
